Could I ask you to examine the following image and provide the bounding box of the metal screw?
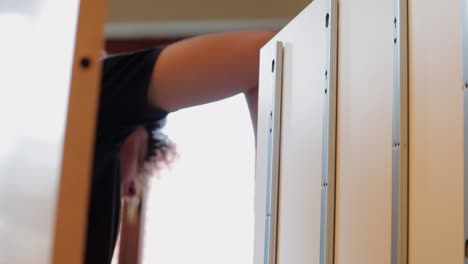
[394,17,397,28]
[394,38,398,44]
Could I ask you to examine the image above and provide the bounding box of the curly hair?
[144,118,177,163]
[134,118,177,189]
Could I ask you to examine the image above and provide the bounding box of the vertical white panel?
[254,1,328,263]
[408,0,463,263]
[0,0,105,263]
[335,0,394,264]
[255,39,278,264]
[262,41,284,264]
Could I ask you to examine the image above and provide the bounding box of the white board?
[0,0,106,263]
[334,0,394,263]
[254,1,328,263]
[408,0,463,263]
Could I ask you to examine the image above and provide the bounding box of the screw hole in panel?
[80,57,91,69]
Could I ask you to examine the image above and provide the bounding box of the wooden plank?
[51,0,106,263]
[334,0,394,263]
[254,1,328,263]
[408,0,463,263]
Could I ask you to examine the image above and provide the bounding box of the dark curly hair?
[139,118,177,179]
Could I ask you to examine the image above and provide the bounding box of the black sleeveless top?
[85,47,168,264]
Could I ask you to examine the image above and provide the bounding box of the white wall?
[0,0,79,263]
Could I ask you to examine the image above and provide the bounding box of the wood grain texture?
[408,0,463,262]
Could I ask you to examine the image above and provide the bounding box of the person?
[84,30,275,263]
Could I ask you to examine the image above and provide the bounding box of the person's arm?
[148,30,276,134]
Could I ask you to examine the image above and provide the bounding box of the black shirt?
[85,47,168,264]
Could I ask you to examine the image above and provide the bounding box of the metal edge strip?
[391,0,409,264]
[320,0,338,263]
[264,41,284,264]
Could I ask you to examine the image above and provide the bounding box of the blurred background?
[105,0,310,51]
[105,0,310,263]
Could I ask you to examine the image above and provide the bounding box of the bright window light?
[142,94,255,264]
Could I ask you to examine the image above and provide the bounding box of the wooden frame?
[51,0,107,263]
